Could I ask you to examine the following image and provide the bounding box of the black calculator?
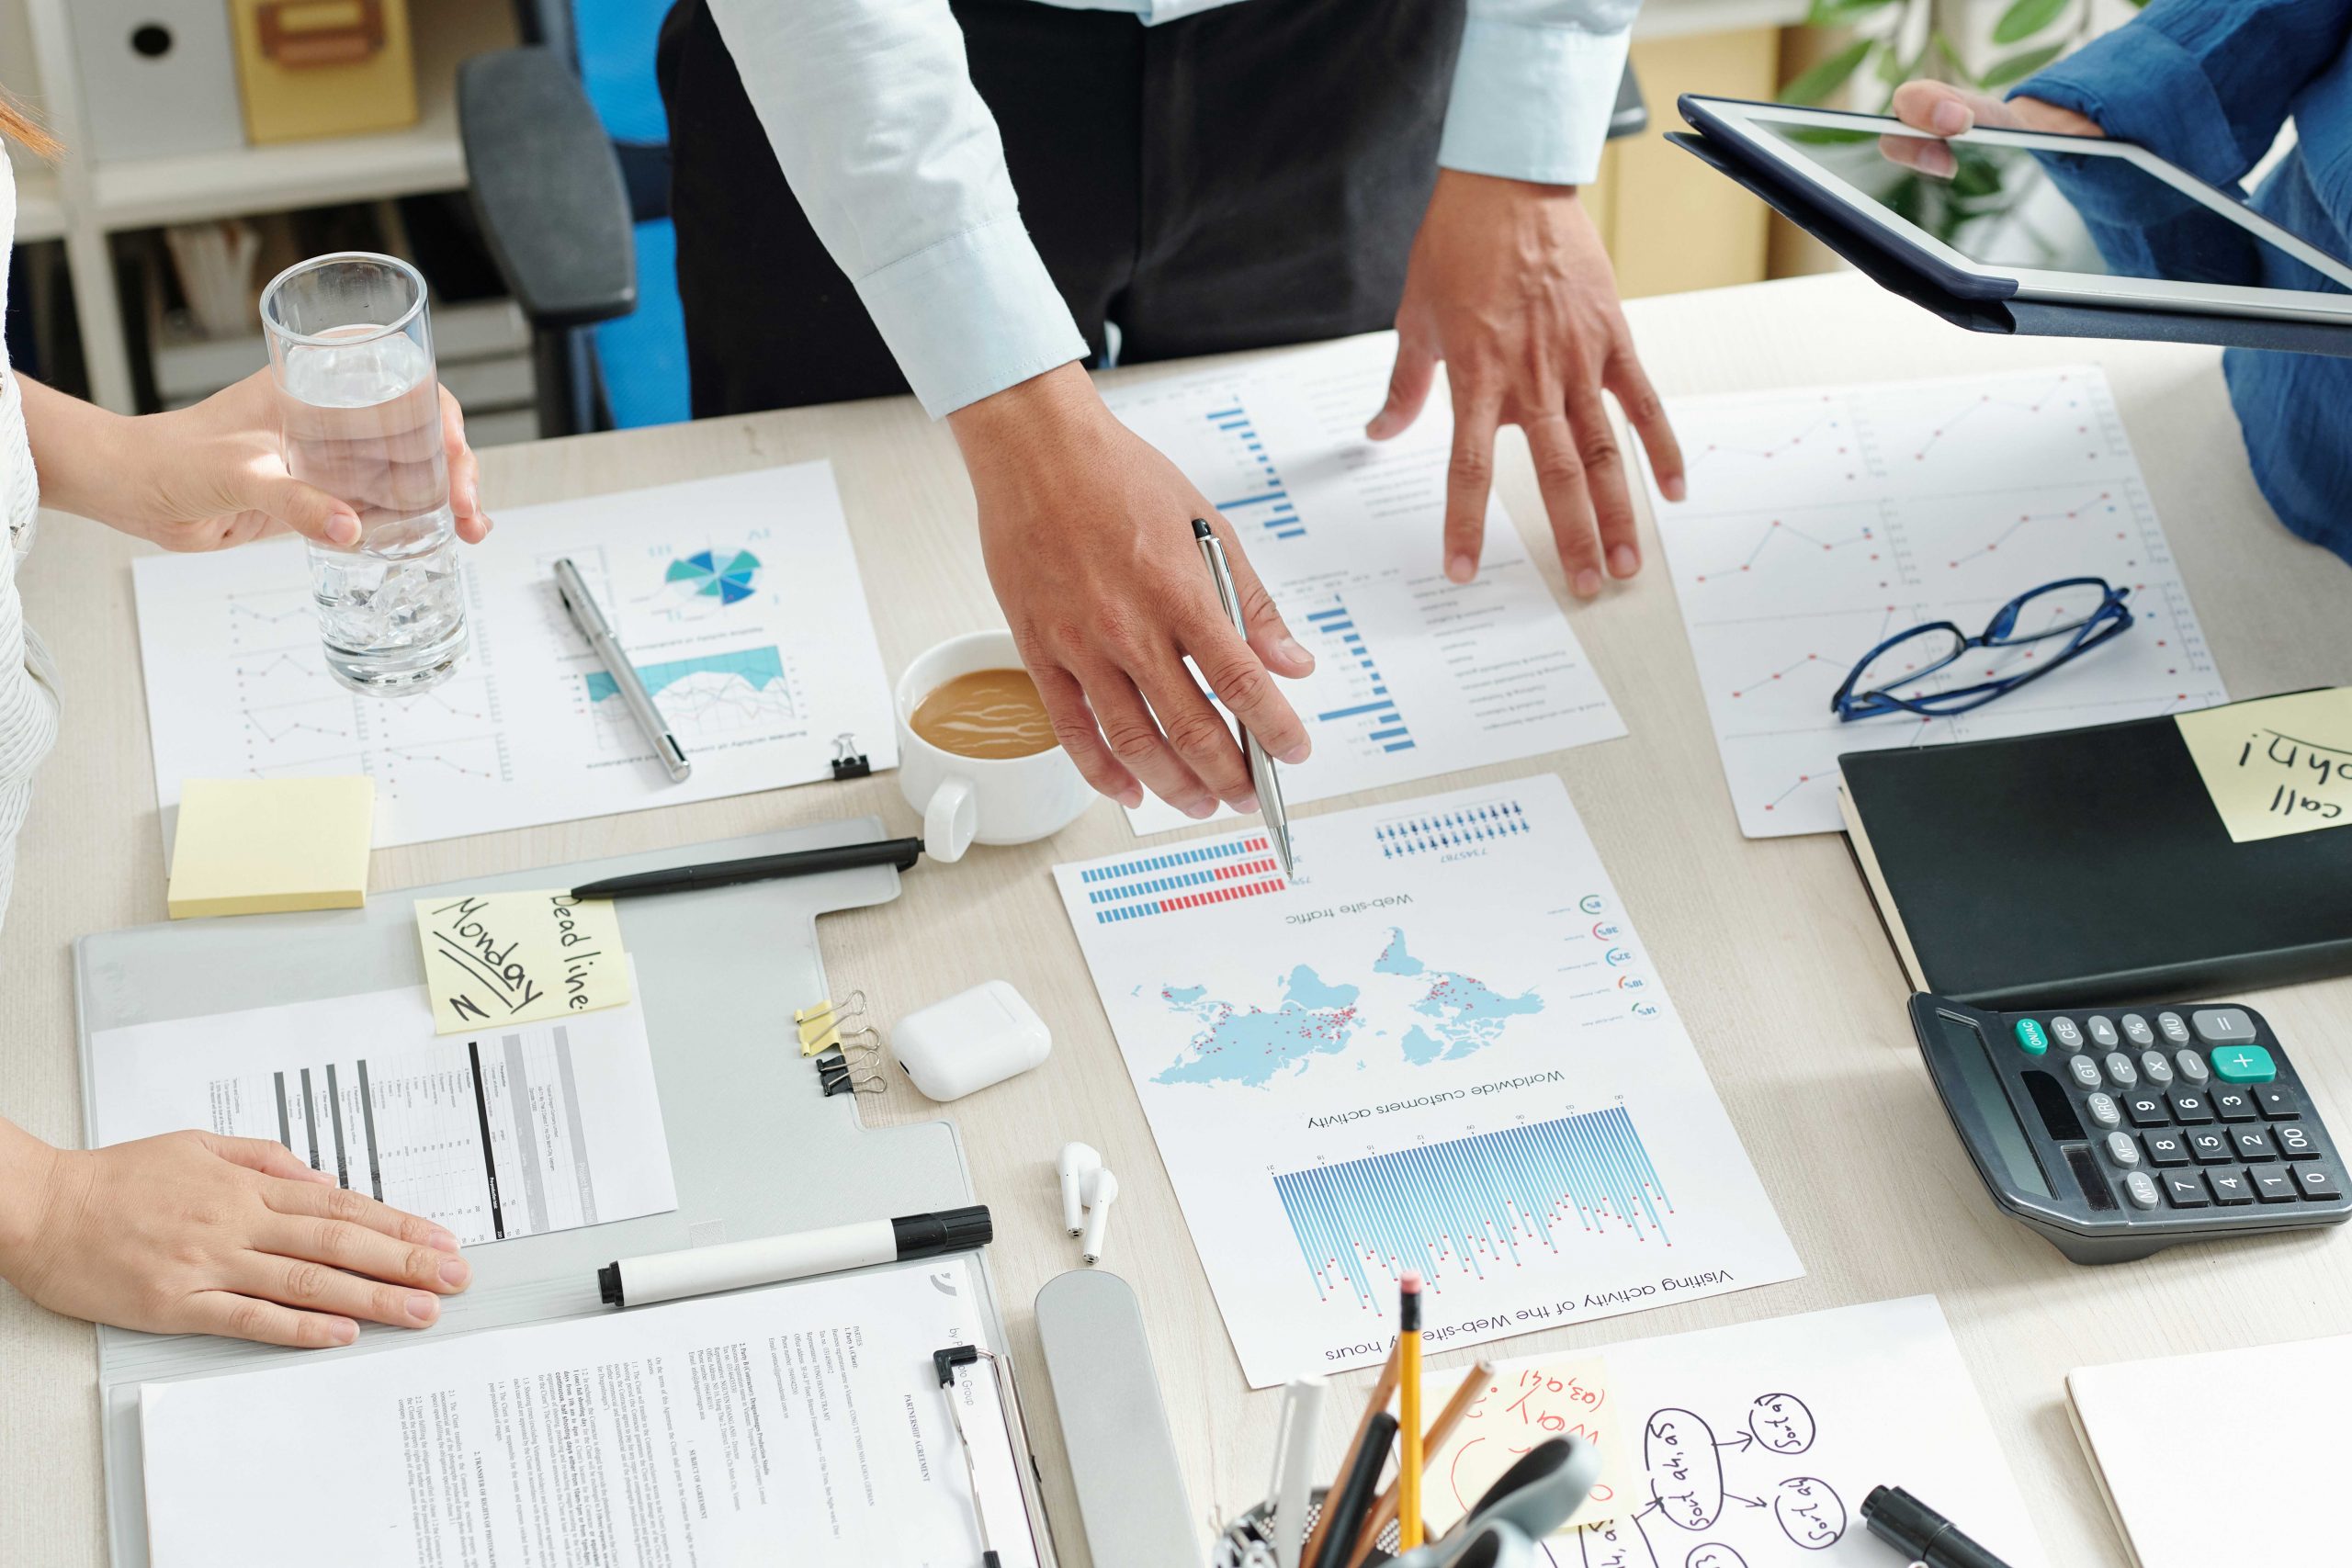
[1908,993,2347,1263]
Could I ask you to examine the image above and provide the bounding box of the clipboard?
[1671,94,2352,360]
[72,814,1054,1568]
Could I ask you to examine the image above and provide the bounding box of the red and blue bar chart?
[1080,834,1286,924]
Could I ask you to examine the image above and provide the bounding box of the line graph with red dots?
[1647,367,2227,838]
[134,465,900,852]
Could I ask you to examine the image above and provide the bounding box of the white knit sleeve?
[0,372,59,936]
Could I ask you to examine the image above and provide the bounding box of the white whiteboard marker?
[598,1206,991,1307]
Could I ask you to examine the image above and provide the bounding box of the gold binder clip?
[794,988,867,1031]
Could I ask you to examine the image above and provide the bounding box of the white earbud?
[1057,1143,1102,1237]
[1080,1168,1119,1265]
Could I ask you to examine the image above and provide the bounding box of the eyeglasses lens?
[1852,625,1967,698]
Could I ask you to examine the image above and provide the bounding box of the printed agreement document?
[140,1258,1038,1568]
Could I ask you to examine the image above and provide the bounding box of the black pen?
[1861,1485,2017,1568]
[569,837,924,900]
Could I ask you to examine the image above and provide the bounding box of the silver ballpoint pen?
[553,557,691,783]
[1192,518,1294,877]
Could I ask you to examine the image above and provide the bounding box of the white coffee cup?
[896,630,1093,861]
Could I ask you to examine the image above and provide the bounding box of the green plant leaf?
[1785,126,1881,145]
[1782,39,1875,106]
[1805,0,1902,22]
[1992,0,2071,45]
[1979,40,2067,87]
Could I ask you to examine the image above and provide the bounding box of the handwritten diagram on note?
[1427,1357,1633,1533]
[1454,1297,2044,1566]
[414,890,629,1034]
[2176,689,2352,842]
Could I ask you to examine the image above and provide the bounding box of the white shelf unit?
[6,0,518,412]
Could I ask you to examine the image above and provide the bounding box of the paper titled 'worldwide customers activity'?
[1055,773,1801,1386]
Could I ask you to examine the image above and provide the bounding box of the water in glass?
[279,322,467,692]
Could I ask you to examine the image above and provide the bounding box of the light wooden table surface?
[6,272,2349,1565]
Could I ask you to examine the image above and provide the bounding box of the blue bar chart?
[1273,1107,1672,1311]
[1203,402,1304,539]
[1304,593,1415,754]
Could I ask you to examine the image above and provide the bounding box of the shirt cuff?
[2019,28,2246,188]
[852,214,1091,419]
[1438,18,1631,187]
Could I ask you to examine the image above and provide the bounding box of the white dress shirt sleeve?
[705,0,1090,418]
[1441,0,1641,187]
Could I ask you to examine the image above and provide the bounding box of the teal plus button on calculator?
[1909,993,2346,1263]
[2211,1044,2277,1084]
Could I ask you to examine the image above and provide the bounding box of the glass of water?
[261,252,468,693]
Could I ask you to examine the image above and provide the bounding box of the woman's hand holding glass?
[17,367,491,553]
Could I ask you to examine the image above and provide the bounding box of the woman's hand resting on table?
[1878,79,2105,179]
[0,1122,470,1347]
[16,368,492,551]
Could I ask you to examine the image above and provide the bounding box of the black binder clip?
[830,732,872,781]
[818,1045,883,1097]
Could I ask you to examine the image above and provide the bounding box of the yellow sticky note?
[167,777,373,919]
[1425,1356,1631,1534]
[2176,689,2352,842]
[413,891,630,1035]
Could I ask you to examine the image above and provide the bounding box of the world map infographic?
[1057,775,1802,1385]
[1151,927,1546,1088]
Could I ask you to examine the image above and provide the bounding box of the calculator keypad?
[1996,1005,2346,1232]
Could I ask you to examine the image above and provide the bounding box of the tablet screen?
[1748,118,2351,294]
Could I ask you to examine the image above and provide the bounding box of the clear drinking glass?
[261,252,468,693]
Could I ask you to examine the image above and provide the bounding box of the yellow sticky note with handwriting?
[1425,1356,1631,1534]
[2175,689,2352,842]
[413,891,630,1034]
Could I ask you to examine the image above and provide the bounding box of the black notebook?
[1838,702,2352,1008]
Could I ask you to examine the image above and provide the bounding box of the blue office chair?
[459,0,689,435]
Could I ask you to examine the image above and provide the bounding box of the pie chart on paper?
[665,547,762,606]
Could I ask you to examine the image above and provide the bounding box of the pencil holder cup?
[1212,1489,1401,1567]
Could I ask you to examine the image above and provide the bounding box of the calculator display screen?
[1937,1012,2052,1200]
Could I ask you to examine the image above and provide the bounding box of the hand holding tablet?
[1673,93,2352,340]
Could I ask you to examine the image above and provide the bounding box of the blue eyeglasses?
[1831,577,2133,722]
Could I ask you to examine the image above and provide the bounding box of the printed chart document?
[1054,773,1799,1387]
[1103,334,1624,836]
[139,1258,1039,1568]
[134,462,897,849]
[1641,367,2226,838]
[90,971,674,1246]
[1493,1296,2045,1567]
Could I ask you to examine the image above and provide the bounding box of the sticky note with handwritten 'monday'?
[413,892,630,1035]
[1425,1356,1632,1533]
[2175,688,2352,842]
